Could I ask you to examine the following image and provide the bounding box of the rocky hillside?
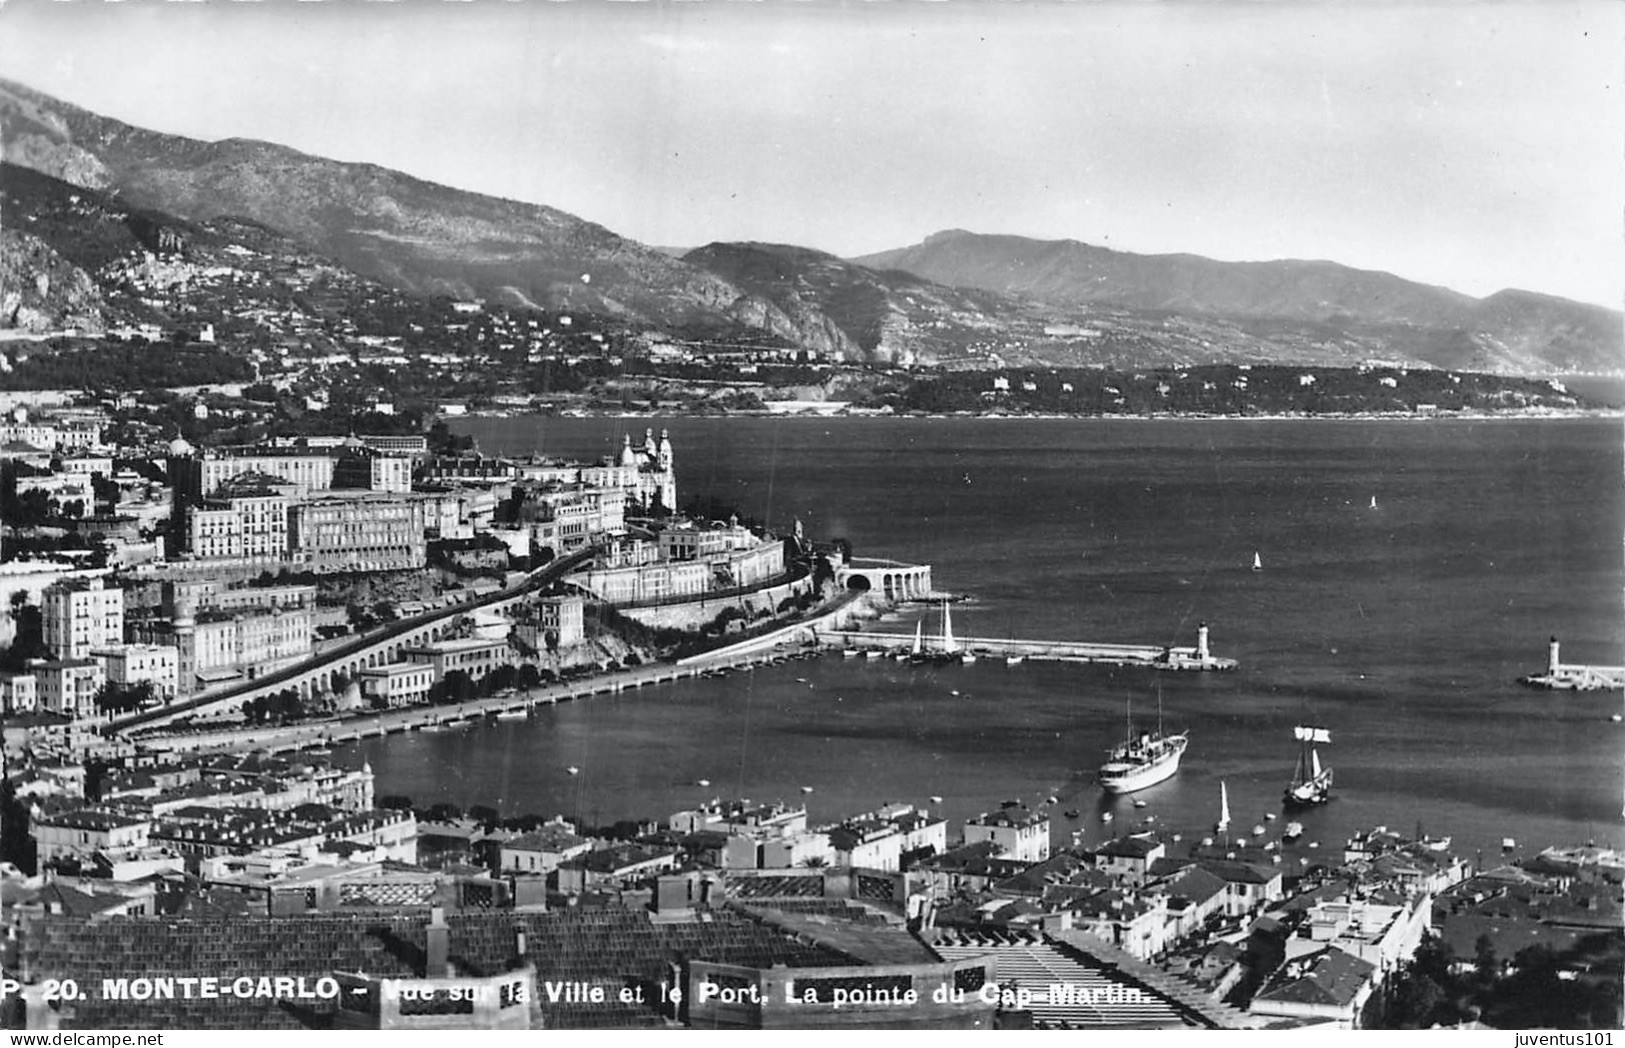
[0,226,107,334]
[5,78,1615,375]
[0,78,824,349]
[682,241,1086,365]
[858,230,1622,374]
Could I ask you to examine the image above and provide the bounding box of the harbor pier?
[825,622,1237,671]
[1519,636,1625,691]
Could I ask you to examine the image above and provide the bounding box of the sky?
[2,0,1620,309]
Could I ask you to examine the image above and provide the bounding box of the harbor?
[825,621,1237,672]
[1519,636,1625,691]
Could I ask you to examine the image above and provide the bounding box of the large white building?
[29,657,107,719]
[965,807,1051,864]
[130,600,314,695]
[288,492,428,574]
[42,577,125,660]
[170,441,337,504]
[94,644,181,703]
[576,428,677,515]
[183,475,294,562]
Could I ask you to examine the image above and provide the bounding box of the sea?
[337,416,1625,866]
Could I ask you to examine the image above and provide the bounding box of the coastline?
[458,407,1623,424]
[131,591,880,759]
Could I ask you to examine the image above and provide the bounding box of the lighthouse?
[1548,636,1561,677]
[1197,622,1210,663]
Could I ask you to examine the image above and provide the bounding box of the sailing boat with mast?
[1252,551,1263,572]
[903,620,926,663]
[1098,691,1188,794]
[898,619,922,662]
[937,600,975,664]
[1215,780,1231,837]
[1284,725,1334,807]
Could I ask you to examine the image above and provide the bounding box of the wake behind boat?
[1098,693,1187,794]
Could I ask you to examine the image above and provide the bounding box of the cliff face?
[0,78,769,337]
[0,227,106,333]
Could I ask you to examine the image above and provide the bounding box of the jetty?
[1520,636,1625,691]
[825,622,1237,672]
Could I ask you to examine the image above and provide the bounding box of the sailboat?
[1369,495,1379,510]
[1284,725,1333,807]
[1098,692,1188,794]
[1215,780,1231,836]
[938,600,964,663]
[1252,551,1263,572]
[897,619,922,662]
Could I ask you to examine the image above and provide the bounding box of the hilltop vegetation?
[876,364,1598,417]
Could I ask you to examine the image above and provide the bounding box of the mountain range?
[2,77,1617,374]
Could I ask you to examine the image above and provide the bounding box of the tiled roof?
[1255,948,1376,1009]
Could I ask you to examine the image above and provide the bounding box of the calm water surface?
[340,417,1625,863]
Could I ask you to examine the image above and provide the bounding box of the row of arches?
[839,564,933,601]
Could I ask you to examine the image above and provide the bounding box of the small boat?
[696,778,711,787]
[1284,725,1333,808]
[1252,551,1263,572]
[864,650,884,660]
[1101,812,1114,824]
[960,651,978,664]
[929,795,944,804]
[1047,795,1060,805]
[1612,714,1622,723]
[1133,799,1147,809]
[1502,837,1517,852]
[566,766,580,776]
[496,710,527,721]
[1005,654,1025,666]
[1264,812,1277,822]
[842,648,859,658]
[1064,809,1081,820]
[800,786,815,794]
[1251,823,1267,837]
[1283,821,1304,841]
[795,677,807,684]
[950,689,960,696]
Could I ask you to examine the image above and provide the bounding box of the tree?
[1473,933,1500,987]
[423,802,463,823]
[94,681,156,715]
[377,795,415,811]
[442,670,475,704]
[468,805,501,827]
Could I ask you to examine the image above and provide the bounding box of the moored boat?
[1099,690,1187,795]
[1283,820,1304,841]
